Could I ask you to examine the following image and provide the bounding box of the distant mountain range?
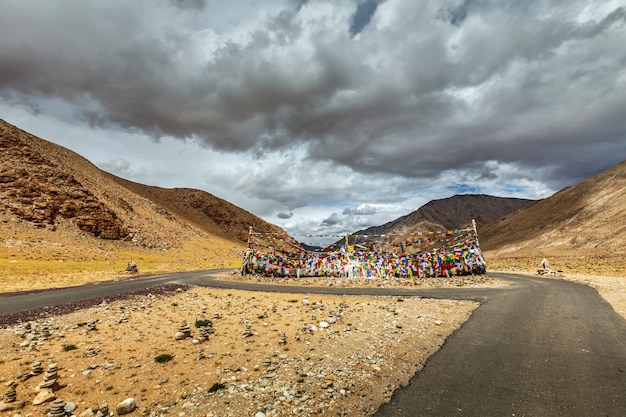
[353,194,536,236]
[2,118,624,272]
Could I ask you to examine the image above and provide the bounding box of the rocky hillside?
[480,159,626,259]
[0,119,283,255]
[362,194,536,234]
[342,194,536,249]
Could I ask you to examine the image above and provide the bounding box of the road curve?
[1,271,624,416]
[375,273,626,417]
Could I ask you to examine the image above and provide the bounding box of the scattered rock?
[32,388,55,405]
[0,400,25,412]
[115,398,137,415]
[64,401,77,413]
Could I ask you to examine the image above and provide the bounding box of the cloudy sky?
[1,0,625,245]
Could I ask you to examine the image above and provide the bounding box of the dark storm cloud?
[320,213,342,226]
[349,0,383,36]
[0,0,625,193]
[169,0,206,10]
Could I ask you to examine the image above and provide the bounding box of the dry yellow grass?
[0,223,244,293]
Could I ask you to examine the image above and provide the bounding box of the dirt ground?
[0,279,479,417]
[0,271,623,417]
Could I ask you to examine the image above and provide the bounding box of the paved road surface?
[1,271,624,416]
[375,274,626,417]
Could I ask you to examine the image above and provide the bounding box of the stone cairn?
[278,332,287,345]
[86,347,98,357]
[39,324,52,341]
[47,398,67,417]
[196,327,210,343]
[241,325,254,339]
[38,363,59,390]
[125,261,138,273]
[86,320,97,332]
[31,361,44,375]
[17,360,44,381]
[3,381,18,403]
[175,322,192,340]
[96,403,112,417]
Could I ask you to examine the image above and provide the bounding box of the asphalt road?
[1,271,625,416]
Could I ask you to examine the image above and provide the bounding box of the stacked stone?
[278,332,287,345]
[0,380,25,412]
[47,398,67,417]
[242,325,253,339]
[96,403,112,417]
[39,324,52,340]
[175,322,192,340]
[212,312,221,320]
[262,357,272,367]
[196,327,210,343]
[86,347,97,357]
[86,320,97,331]
[38,363,59,390]
[3,381,17,403]
[198,347,206,360]
[31,361,44,375]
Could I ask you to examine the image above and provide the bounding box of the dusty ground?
[1,270,623,417]
[0,279,480,417]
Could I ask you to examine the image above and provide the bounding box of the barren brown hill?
[0,119,286,291]
[341,194,536,251]
[480,159,626,275]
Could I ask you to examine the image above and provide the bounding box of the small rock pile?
[0,381,25,411]
[241,324,254,338]
[175,322,192,340]
[47,398,67,417]
[195,327,210,343]
[38,363,59,390]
